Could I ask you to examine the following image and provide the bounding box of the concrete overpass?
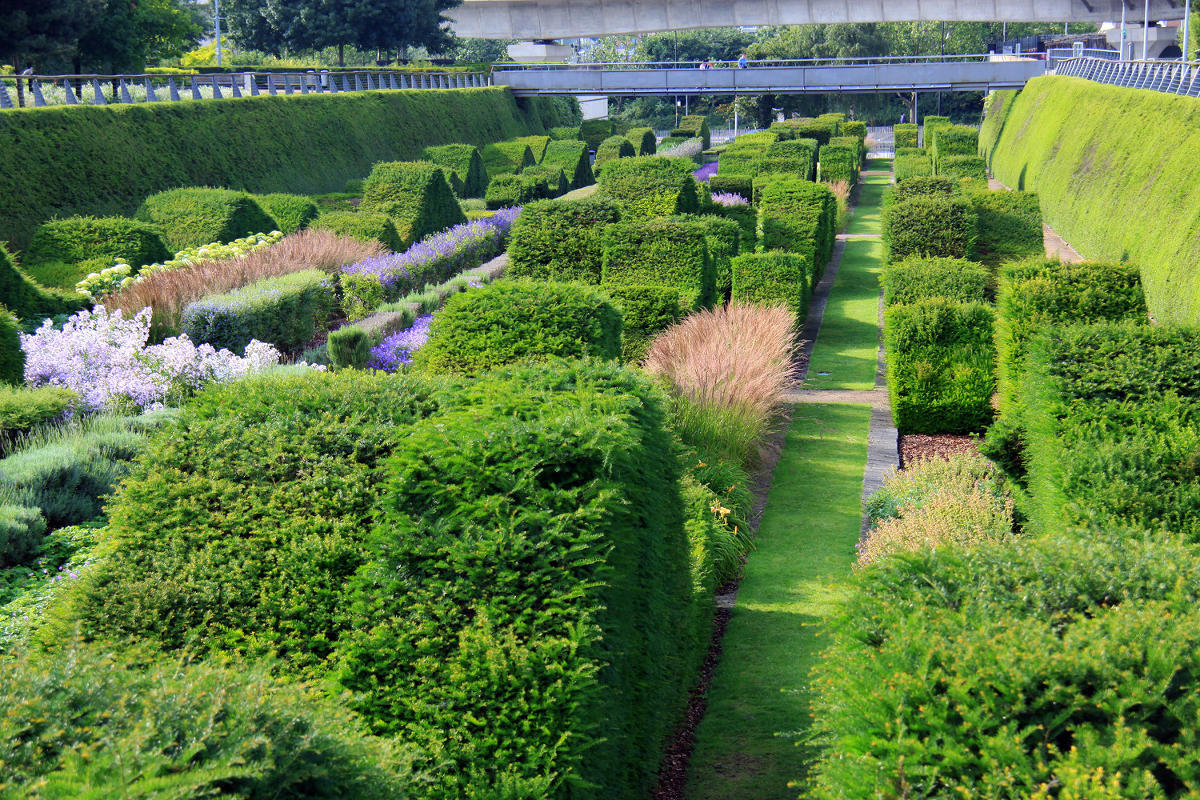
[449,0,1188,41]
[492,57,1047,96]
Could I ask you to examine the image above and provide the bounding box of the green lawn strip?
[803,238,884,390]
[864,157,892,172]
[683,403,872,800]
[844,179,888,237]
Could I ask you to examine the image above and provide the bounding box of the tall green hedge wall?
[0,89,572,250]
[984,76,1200,324]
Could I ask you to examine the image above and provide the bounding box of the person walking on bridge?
[738,53,748,69]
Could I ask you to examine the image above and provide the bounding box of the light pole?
[214,0,224,67]
[1185,0,1193,61]
[1121,2,1128,59]
[1143,0,1150,60]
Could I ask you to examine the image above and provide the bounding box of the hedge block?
[484,174,540,209]
[757,179,836,271]
[0,245,87,323]
[311,211,403,252]
[507,197,622,284]
[520,164,569,198]
[707,175,753,202]
[882,256,989,306]
[882,196,977,262]
[579,118,615,151]
[894,152,934,180]
[422,144,489,198]
[597,157,699,222]
[968,189,1043,266]
[253,193,319,235]
[818,143,859,184]
[514,135,552,164]
[677,115,711,150]
[595,135,636,176]
[603,285,684,362]
[674,214,741,302]
[26,216,169,271]
[731,251,813,319]
[542,140,594,189]
[931,124,979,169]
[602,217,714,309]
[136,188,278,251]
[627,127,657,156]
[480,141,535,179]
[360,161,466,248]
[938,155,988,181]
[180,269,333,354]
[893,123,919,149]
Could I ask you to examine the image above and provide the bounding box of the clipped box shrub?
[507,197,622,284]
[673,213,741,301]
[882,256,989,306]
[515,134,552,163]
[541,139,594,190]
[818,143,858,183]
[627,127,657,155]
[579,118,615,150]
[0,504,45,568]
[995,259,1146,411]
[882,195,977,262]
[253,193,319,235]
[361,161,466,248]
[0,245,87,323]
[0,307,23,385]
[484,173,538,209]
[893,122,919,149]
[595,135,636,176]
[730,251,813,318]
[414,280,622,372]
[765,138,818,180]
[136,188,278,251]
[758,179,837,270]
[938,155,987,180]
[968,188,1043,265]
[707,175,753,202]
[886,175,960,205]
[549,125,580,140]
[480,141,536,178]
[180,269,333,354]
[893,152,933,180]
[0,385,75,440]
[311,210,404,252]
[717,150,762,176]
[677,115,711,150]
[603,284,684,362]
[25,216,170,272]
[931,123,979,169]
[602,217,715,309]
[422,143,489,198]
[597,156,700,221]
[520,164,569,197]
[884,298,996,434]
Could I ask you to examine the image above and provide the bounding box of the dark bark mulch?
[899,433,981,468]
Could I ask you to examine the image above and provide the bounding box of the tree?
[75,0,204,73]
[639,28,755,63]
[451,38,514,65]
[0,0,103,106]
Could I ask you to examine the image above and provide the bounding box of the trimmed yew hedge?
[730,251,812,318]
[25,217,170,272]
[507,197,622,284]
[597,157,700,222]
[422,143,489,198]
[602,217,714,309]
[595,135,636,175]
[882,195,977,262]
[136,188,278,251]
[360,161,466,248]
[541,140,594,190]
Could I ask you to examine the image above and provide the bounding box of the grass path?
[682,403,872,800]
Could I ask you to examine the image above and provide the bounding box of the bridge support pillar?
[577,95,608,120]
[506,42,573,63]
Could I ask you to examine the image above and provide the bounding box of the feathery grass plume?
[106,230,383,340]
[825,179,851,230]
[644,303,797,468]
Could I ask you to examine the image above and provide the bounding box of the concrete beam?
[449,0,1186,40]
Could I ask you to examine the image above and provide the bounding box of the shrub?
[481,140,535,178]
[327,325,371,369]
[603,285,684,362]
[658,135,689,151]
[413,280,622,372]
[360,161,466,248]
[252,193,319,235]
[541,139,594,189]
[0,504,45,568]
[520,164,569,197]
[0,244,89,323]
[310,210,404,251]
[968,188,1043,265]
[579,118,615,150]
[893,151,933,180]
[716,151,762,176]
[785,120,837,145]
[627,126,657,155]
[422,143,489,198]
[757,179,837,270]
[859,453,1013,565]
[677,213,741,301]
[677,115,711,149]
[994,259,1146,411]
[644,304,796,469]
[507,197,622,284]
[484,173,538,209]
[597,156,700,221]
[602,217,714,308]
[882,195,977,262]
[886,175,960,204]
[25,216,170,271]
[710,202,756,253]
[893,122,919,149]
[0,385,75,441]
[594,135,637,176]
[884,299,995,434]
[0,308,21,386]
[136,188,278,251]
[841,120,867,141]
[0,642,421,798]
[930,123,978,169]
[730,252,812,318]
[938,154,988,180]
[515,134,552,163]
[181,269,333,354]
[882,256,989,306]
[549,125,580,140]
[819,143,858,183]
[708,174,753,202]
[765,138,818,180]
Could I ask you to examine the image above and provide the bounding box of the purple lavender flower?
[693,161,719,182]
[367,314,434,372]
[711,192,750,206]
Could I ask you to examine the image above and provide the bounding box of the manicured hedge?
[938,155,987,180]
[716,151,762,176]
[515,134,552,163]
[730,252,812,318]
[422,143,489,198]
[785,119,837,145]
[61,363,699,799]
[930,123,979,170]
[0,89,570,251]
[673,214,740,301]
[507,197,622,283]
[481,141,536,178]
[541,139,595,189]
[0,307,24,385]
[484,173,539,209]
[885,175,960,205]
[520,164,569,197]
[922,115,951,148]
[893,151,933,180]
[707,175,753,201]
[180,269,333,354]
[595,135,636,175]
[967,188,1043,265]
[0,385,76,439]
[549,125,580,140]
[986,76,1200,323]
[0,503,44,568]
[882,256,989,306]
[677,115,712,150]
[765,138,818,181]
[994,258,1147,412]
[893,122,919,149]
[841,120,867,141]
[136,188,278,251]
[627,127,657,155]
[360,161,466,248]
[603,285,684,362]
[978,89,1018,166]
[0,245,86,323]
[884,299,996,434]
[414,280,622,372]
[818,143,858,184]
[597,157,700,221]
[253,193,319,235]
[25,216,170,272]
[311,210,404,252]
[602,217,714,308]
[711,203,757,251]
[757,179,836,270]
[882,196,977,262]
[579,118,615,150]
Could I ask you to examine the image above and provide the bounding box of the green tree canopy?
[0,0,103,72]
[75,0,204,72]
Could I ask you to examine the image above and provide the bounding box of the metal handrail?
[1054,55,1200,97]
[492,53,1020,70]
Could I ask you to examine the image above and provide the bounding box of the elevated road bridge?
[493,56,1047,96]
[450,0,1187,41]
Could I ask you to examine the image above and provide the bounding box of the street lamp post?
[1143,0,1150,60]
[1185,0,1193,61]
[215,0,224,67]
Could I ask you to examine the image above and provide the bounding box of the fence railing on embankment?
[0,70,492,109]
[1054,56,1200,96]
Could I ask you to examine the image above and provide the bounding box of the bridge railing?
[493,53,1013,71]
[1046,47,1120,69]
[1054,56,1200,97]
[0,70,491,109]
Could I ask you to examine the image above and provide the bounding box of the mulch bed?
[899,433,981,468]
